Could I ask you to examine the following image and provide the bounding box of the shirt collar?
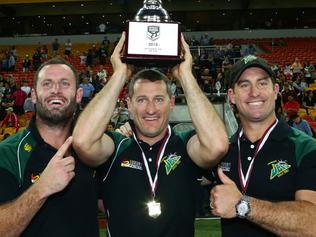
[230,119,290,145]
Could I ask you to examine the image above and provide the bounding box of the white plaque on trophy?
[127,21,179,56]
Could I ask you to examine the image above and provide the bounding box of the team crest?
[147,25,160,41]
[24,143,32,152]
[163,153,181,175]
[268,160,291,180]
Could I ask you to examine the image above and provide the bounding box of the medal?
[133,125,172,218]
[237,119,278,193]
[147,200,161,218]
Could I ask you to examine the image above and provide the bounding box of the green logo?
[163,153,181,175]
[242,55,257,64]
[269,160,291,180]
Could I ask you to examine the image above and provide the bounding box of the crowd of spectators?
[1,34,316,142]
[185,34,316,138]
[1,46,16,71]
[275,59,316,136]
[0,36,115,140]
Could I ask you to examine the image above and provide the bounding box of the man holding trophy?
[73,1,228,236]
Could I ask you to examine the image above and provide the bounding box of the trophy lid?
[135,0,171,22]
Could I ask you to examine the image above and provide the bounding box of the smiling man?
[0,57,99,237]
[210,55,316,237]
[73,32,228,237]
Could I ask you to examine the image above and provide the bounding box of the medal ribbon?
[237,119,278,193]
[133,125,171,198]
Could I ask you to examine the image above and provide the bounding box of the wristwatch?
[235,195,251,218]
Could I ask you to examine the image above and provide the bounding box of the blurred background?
[1,0,316,36]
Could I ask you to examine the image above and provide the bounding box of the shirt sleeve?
[0,167,20,203]
[296,150,316,191]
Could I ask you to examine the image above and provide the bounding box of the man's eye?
[240,83,249,88]
[155,98,164,103]
[259,81,268,86]
[43,81,52,87]
[61,81,70,87]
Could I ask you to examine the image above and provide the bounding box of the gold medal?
[133,126,171,219]
[147,200,161,218]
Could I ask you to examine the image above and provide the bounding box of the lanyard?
[237,119,278,193]
[133,125,171,198]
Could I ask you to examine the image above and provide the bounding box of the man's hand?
[36,136,75,198]
[172,33,193,80]
[110,32,133,79]
[115,121,133,137]
[210,168,242,218]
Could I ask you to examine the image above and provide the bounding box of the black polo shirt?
[214,120,316,237]
[99,128,202,237]
[0,119,99,237]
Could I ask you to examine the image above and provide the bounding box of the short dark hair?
[34,56,78,89]
[128,69,172,98]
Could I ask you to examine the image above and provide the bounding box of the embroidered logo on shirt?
[24,143,32,152]
[269,160,291,180]
[219,162,231,172]
[31,173,40,183]
[163,153,181,175]
[121,160,143,171]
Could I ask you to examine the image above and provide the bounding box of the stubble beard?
[136,120,167,140]
[35,97,77,127]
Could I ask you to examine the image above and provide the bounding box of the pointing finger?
[55,136,73,158]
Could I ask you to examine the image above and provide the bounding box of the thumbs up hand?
[210,167,242,218]
[35,136,76,199]
[218,166,235,185]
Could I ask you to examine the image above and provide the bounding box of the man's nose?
[248,84,260,97]
[145,101,156,114]
[51,83,61,93]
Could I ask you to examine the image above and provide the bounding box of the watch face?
[237,201,249,216]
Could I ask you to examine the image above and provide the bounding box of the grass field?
[99,218,221,237]
[195,218,221,237]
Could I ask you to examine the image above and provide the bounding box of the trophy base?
[122,55,183,67]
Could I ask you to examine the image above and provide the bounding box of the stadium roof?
[1,0,316,36]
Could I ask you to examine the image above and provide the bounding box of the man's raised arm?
[73,32,132,167]
[172,34,228,169]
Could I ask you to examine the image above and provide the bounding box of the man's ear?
[31,88,37,104]
[227,88,236,105]
[274,83,280,100]
[170,96,175,111]
[126,97,132,112]
[76,88,83,103]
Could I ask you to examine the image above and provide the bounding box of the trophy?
[123,0,182,66]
